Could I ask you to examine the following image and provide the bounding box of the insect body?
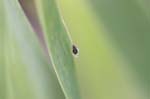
[72,45,79,56]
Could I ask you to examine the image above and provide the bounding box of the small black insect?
[72,45,79,55]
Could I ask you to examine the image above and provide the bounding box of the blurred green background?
[0,0,149,99]
[58,0,149,98]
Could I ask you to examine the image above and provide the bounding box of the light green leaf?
[0,0,64,99]
[35,0,81,99]
[88,0,150,92]
[57,0,149,99]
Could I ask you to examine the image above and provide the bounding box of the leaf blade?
[35,0,81,99]
[0,0,65,99]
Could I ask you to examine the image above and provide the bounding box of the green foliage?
[35,0,80,99]
[0,0,64,99]
[0,0,149,99]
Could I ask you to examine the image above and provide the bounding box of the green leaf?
[35,0,81,99]
[89,0,150,92]
[91,0,150,87]
[57,0,149,99]
[0,0,64,99]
